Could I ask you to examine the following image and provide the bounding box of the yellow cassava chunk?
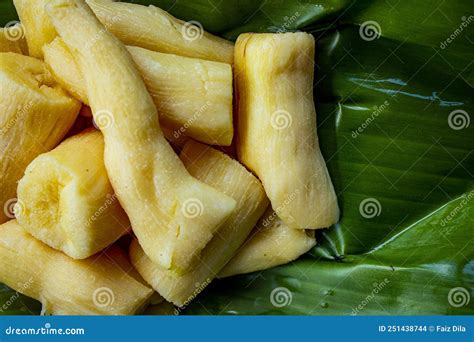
[0,25,28,54]
[0,220,153,315]
[130,140,268,306]
[47,0,236,272]
[43,38,233,145]
[86,0,234,64]
[43,38,86,103]
[17,130,130,259]
[235,33,339,229]
[219,207,316,277]
[13,0,57,58]
[0,52,80,224]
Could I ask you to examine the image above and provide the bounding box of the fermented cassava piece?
[235,33,339,229]
[219,207,316,277]
[130,141,268,306]
[13,0,56,58]
[0,26,28,54]
[86,0,234,64]
[43,38,234,145]
[47,0,236,272]
[0,220,153,315]
[0,52,80,224]
[43,38,85,103]
[16,130,130,259]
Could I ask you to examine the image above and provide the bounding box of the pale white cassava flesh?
[0,26,28,54]
[86,0,234,64]
[16,130,130,259]
[0,220,153,315]
[0,52,80,224]
[43,38,234,146]
[219,207,316,277]
[235,32,340,229]
[13,0,57,58]
[130,140,269,306]
[47,0,236,272]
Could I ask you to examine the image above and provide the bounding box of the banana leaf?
[187,195,474,315]
[0,0,472,315]
[0,0,16,25]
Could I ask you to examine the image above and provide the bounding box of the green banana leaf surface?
[0,0,472,315]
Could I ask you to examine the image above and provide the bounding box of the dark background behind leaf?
[0,0,472,315]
